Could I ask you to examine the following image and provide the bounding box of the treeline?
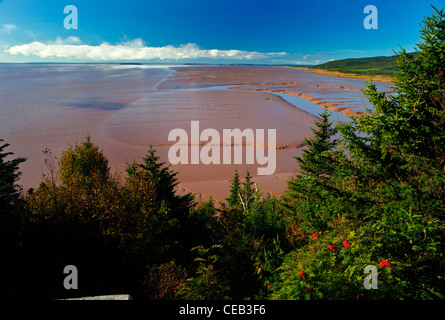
[1,7,445,300]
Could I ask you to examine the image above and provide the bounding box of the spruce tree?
[296,107,338,179]
[242,168,255,209]
[281,108,341,232]
[122,145,196,270]
[226,168,241,207]
[339,6,445,204]
[275,7,445,299]
[0,139,26,248]
[126,145,194,211]
[0,139,25,209]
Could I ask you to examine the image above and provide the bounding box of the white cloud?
[1,24,16,33]
[51,36,82,45]
[5,38,287,61]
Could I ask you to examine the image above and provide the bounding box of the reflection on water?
[187,84,352,121]
[273,92,351,122]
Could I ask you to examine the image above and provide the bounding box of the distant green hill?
[311,55,402,76]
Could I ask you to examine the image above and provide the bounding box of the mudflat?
[0,64,392,203]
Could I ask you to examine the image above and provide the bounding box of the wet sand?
[0,64,392,203]
[105,82,318,202]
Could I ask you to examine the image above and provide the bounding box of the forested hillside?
[310,54,404,75]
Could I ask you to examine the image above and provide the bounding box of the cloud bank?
[1,24,16,33]
[6,38,287,61]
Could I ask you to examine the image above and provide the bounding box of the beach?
[0,64,392,203]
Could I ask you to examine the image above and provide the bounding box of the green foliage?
[272,202,442,299]
[23,138,126,298]
[0,139,26,250]
[125,145,194,211]
[118,145,199,269]
[226,168,241,207]
[296,107,340,179]
[226,168,262,212]
[143,260,188,300]
[274,6,445,300]
[281,108,345,234]
[203,176,287,299]
[58,136,110,189]
[0,139,25,210]
[241,168,256,208]
[25,139,200,298]
[29,138,121,226]
[179,245,230,300]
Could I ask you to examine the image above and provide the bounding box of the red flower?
[380,260,391,267]
[311,234,319,238]
[267,284,270,289]
[328,244,335,251]
[343,240,351,248]
[254,239,257,244]
[300,269,304,277]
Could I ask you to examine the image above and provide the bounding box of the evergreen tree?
[0,140,26,300]
[121,145,198,295]
[226,168,241,207]
[0,139,26,248]
[296,107,338,179]
[125,145,194,213]
[241,168,255,209]
[281,108,342,233]
[354,7,445,198]
[0,139,26,209]
[274,7,445,299]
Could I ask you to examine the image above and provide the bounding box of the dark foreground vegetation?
[1,7,444,300]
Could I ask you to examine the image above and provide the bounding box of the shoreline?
[228,86,362,118]
[286,66,395,83]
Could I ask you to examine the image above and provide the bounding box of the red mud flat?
[104,85,317,203]
[2,65,390,203]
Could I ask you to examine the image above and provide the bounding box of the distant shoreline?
[284,66,394,83]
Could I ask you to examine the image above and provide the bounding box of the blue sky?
[0,0,444,64]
